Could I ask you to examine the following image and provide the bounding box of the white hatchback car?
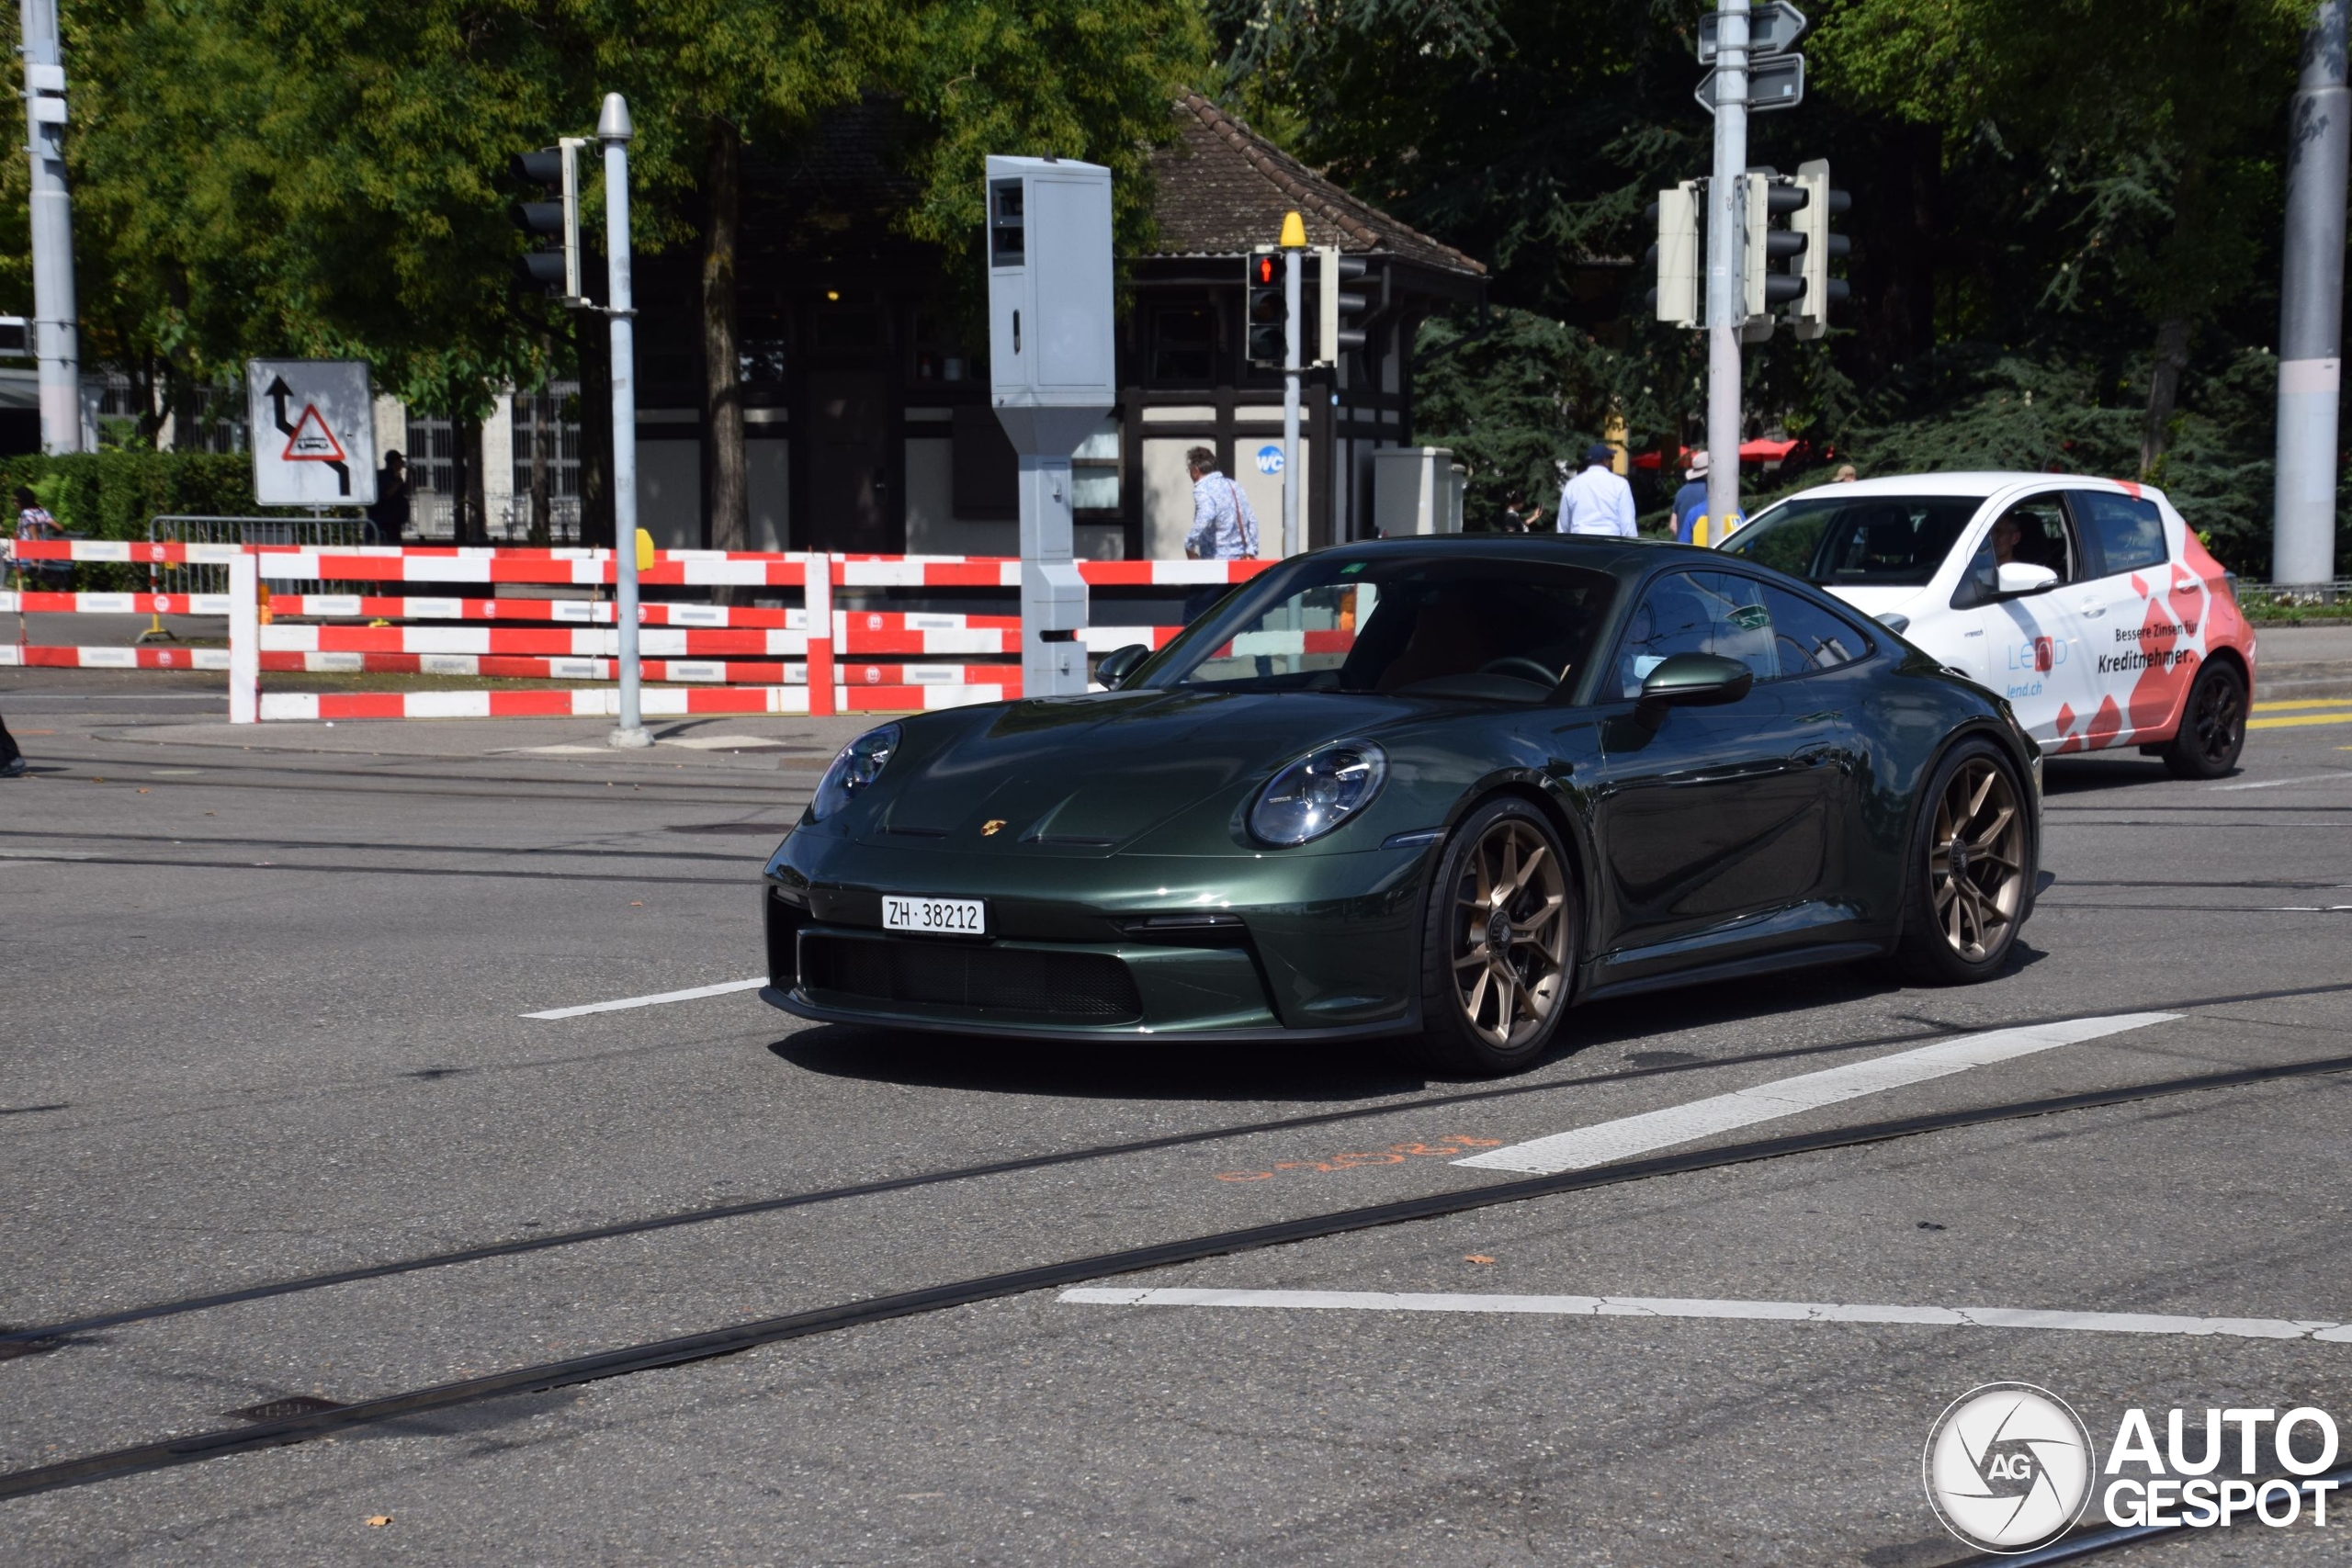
[1717,472,2257,777]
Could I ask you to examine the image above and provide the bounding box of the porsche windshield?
[1147,556,1615,699]
[1722,494,1986,586]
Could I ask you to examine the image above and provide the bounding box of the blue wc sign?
[1254,444,1285,476]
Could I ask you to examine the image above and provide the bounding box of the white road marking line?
[1453,1012,2180,1176]
[1058,1287,2352,1344]
[522,976,765,1020]
[2211,773,2352,792]
[658,732,786,750]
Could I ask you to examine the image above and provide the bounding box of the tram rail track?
[6,1037,2352,1503]
[11,976,2351,1359]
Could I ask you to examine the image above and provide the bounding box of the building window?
[1072,417,1121,516]
[910,312,975,385]
[1149,306,1216,384]
[739,339,788,386]
[811,298,880,349]
[510,384,582,539]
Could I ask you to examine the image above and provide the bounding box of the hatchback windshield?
[1140,554,1616,701]
[1722,493,1986,587]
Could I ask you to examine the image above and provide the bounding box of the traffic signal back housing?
[1646,182,1702,329]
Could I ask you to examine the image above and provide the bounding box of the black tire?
[1892,739,2035,985]
[1398,796,1579,1077]
[2160,660,2247,780]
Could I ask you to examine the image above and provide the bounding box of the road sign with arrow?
[244,359,378,506]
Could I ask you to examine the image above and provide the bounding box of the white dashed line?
[1059,1288,2352,1344]
[1452,1013,2180,1176]
[523,977,766,1020]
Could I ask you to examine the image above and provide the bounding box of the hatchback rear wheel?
[2159,660,2246,780]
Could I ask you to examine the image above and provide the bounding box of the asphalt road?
[3,670,2351,1565]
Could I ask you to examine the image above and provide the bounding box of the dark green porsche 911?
[762,536,2041,1076]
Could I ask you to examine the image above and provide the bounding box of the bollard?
[227,552,258,724]
[804,553,835,716]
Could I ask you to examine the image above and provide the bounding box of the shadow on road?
[764,951,2030,1100]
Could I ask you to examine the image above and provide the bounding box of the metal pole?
[600,93,649,748]
[1283,245,1302,557]
[2275,0,2349,589]
[18,0,80,455]
[1704,0,1749,534]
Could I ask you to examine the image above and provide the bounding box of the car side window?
[2071,490,2168,577]
[1614,570,1778,697]
[1758,583,1868,675]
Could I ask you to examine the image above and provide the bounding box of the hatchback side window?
[2071,490,2168,577]
[1955,492,2079,606]
[1613,570,1778,696]
[1758,583,1868,675]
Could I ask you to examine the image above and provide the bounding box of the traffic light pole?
[19,0,81,455]
[2275,0,2348,589]
[1283,237,1303,557]
[1704,0,1749,533]
[600,93,650,749]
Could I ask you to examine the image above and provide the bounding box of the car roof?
[1768,471,2158,505]
[1334,532,1663,576]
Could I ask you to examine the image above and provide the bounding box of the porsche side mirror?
[1094,643,1150,690]
[1996,561,2060,597]
[1635,652,1753,725]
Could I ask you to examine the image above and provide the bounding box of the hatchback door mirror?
[1093,643,1150,690]
[1996,561,2060,597]
[1636,652,1754,721]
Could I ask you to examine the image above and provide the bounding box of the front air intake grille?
[800,935,1142,1022]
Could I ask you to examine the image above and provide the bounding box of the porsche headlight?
[808,723,900,822]
[1248,741,1386,847]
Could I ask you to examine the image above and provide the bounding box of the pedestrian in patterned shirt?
[1182,446,1260,622]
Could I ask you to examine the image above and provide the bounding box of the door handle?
[2077,597,2106,618]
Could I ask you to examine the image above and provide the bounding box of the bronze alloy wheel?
[1449,816,1572,1049]
[1928,756,2027,963]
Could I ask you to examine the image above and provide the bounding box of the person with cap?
[1555,443,1637,537]
[1672,452,1713,544]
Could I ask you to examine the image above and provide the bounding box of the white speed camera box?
[986,156,1114,413]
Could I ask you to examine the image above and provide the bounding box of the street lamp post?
[599,93,650,748]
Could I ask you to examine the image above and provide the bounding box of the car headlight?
[808,723,900,822]
[1248,740,1386,846]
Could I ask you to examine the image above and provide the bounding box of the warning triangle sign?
[281,403,347,463]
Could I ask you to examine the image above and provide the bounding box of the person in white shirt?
[1555,443,1639,537]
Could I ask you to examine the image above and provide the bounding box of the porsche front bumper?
[759,832,1434,1040]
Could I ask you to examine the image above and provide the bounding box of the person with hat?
[1555,443,1637,537]
[1672,451,1713,544]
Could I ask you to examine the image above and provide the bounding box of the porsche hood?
[845,689,1416,854]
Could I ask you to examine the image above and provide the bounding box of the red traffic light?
[1256,255,1275,285]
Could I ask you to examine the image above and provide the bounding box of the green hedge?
[2,449,266,590]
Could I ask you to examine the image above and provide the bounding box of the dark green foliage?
[2,450,256,588]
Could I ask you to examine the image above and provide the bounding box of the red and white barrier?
[8,540,1255,724]
[1,644,230,670]
[254,682,1010,722]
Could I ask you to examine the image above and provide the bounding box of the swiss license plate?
[882,895,987,936]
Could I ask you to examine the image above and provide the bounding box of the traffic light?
[1787,159,1851,340]
[509,139,587,302]
[1740,171,1808,341]
[1245,246,1288,368]
[1312,247,1369,366]
[1645,181,1702,329]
